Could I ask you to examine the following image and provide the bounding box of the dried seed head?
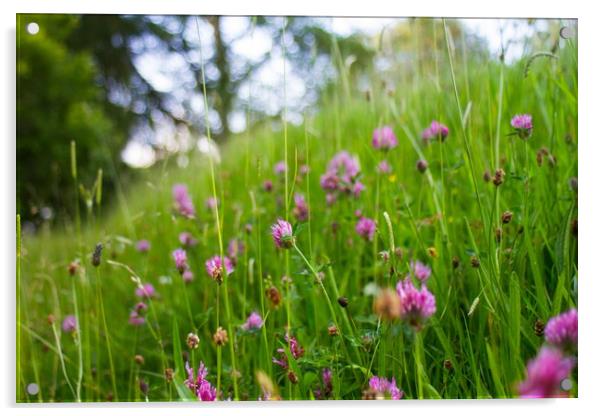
[134,354,145,365]
[213,326,228,346]
[534,319,545,337]
[416,159,428,173]
[470,256,480,268]
[373,288,402,320]
[427,247,438,258]
[493,169,505,186]
[91,243,103,267]
[165,368,174,382]
[452,256,460,269]
[47,314,56,325]
[328,325,339,337]
[266,286,282,308]
[187,333,200,349]
[502,211,513,224]
[337,296,349,308]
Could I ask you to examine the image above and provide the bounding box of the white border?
[3,1,600,415]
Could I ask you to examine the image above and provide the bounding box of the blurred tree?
[17,14,119,223]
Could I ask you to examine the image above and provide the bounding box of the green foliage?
[17,14,121,221]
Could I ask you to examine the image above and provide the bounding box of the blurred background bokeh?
[16,15,573,232]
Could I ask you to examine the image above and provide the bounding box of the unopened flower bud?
[288,371,299,384]
[328,325,339,337]
[68,261,79,276]
[91,243,103,267]
[483,170,492,183]
[134,354,145,365]
[534,319,545,337]
[337,296,349,308]
[501,211,513,224]
[139,379,149,396]
[165,368,174,383]
[416,159,428,173]
[451,256,460,269]
[470,256,480,268]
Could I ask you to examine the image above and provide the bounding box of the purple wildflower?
[62,315,77,333]
[377,160,392,175]
[271,219,294,249]
[325,193,337,206]
[172,248,188,274]
[367,376,403,400]
[372,126,398,150]
[328,151,360,181]
[511,114,533,139]
[409,260,432,283]
[320,151,363,204]
[319,170,339,191]
[519,347,574,398]
[272,335,304,369]
[352,181,365,198]
[274,161,287,175]
[227,239,245,265]
[182,269,194,283]
[263,180,274,192]
[421,121,449,142]
[135,283,156,299]
[241,311,263,331]
[545,308,578,352]
[315,368,333,399]
[205,255,234,283]
[356,217,376,241]
[185,362,217,401]
[396,278,436,329]
[293,194,309,222]
[172,184,196,218]
[128,310,146,326]
[136,239,151,253]
[205,197,219,211]
[179,232,198,248]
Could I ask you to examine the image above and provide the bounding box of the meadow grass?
[17,20,577,401]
